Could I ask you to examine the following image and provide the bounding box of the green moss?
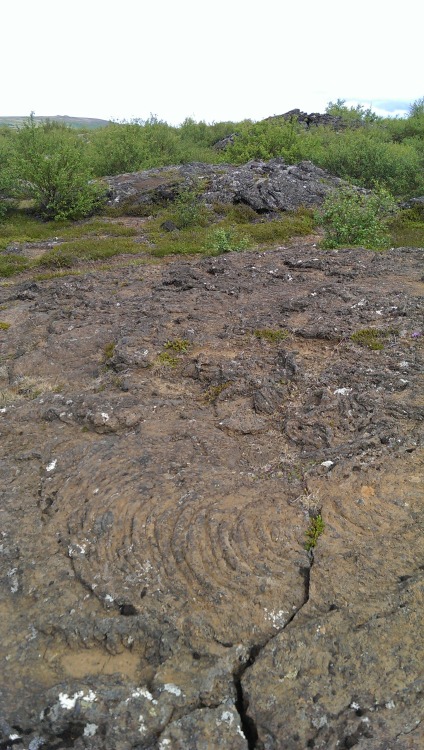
[0,321,11,330]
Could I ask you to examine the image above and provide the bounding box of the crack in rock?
[234,551,315,748]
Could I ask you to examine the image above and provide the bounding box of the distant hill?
[0,115,110,130]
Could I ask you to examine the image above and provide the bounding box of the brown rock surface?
[0,241,422,748]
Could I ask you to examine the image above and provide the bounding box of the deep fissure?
[234,551,315,748]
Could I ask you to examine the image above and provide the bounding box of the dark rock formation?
[0,240,423,748]
[267,108,346,129]
[104,158,345,214]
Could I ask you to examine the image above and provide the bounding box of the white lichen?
[163,683,182,697]
[59,690,96,709]
[264,608,288,628]
[83,724,98,737]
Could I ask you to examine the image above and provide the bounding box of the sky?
[2,0,422,124]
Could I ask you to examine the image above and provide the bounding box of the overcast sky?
[2,0,422,124]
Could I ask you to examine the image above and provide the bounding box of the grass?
[155,351,179,367]
[103,342,116,361]
[0,203,326,280]
[203,381,232,404]
[0,375,56,406]
[350,327,398,350]
[0,254,31,278]
[144,206,316,257]
[0,213,137,250]
[36,237,143,269]
[305,514,325,552]
[164,338,190,353]
[254,328,289,343]
[388,207,424,248]
[0,321,11,330]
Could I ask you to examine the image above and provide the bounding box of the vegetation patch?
[305,514,325,552]
[0,321,11,330]
[350,328,397,350]
[164,338,190,353]
[388,206,424,248]
[102,342,116,362]
[318,186,396,249]
[203,381,232,404]
[155,351,179,367]
[36,237,142,269]
[254,328,289,343]
[204,226,251,255]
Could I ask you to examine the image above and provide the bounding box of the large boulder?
[104,158,345,214]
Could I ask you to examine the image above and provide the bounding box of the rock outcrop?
[0,239,423,748]
[104,159,346,214]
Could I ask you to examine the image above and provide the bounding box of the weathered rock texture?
[265,109,347,130]
[104,158,345,214]
[0,240,423,748]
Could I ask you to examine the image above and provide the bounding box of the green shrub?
[171,185,210,228]
[164,338,190,353]
[10,115,105,220]
[224,118,303,163]
[325,99,380,124]
[319,186,397,249]
[304,128,423,196]
[205,226,251,255]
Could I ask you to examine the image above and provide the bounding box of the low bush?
[318,186,397,249]
[204,226,251,255]
[10,116,106,220]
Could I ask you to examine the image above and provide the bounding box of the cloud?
[344,99,412,119]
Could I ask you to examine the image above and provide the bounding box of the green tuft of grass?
[155,351,178,367]
[254,328,289,343]
[103,341,116,361]
[0,321,11,330]
[305,514,325,551]
[203,381,232,404]
[164,338,190,353]
[350,328,398,350]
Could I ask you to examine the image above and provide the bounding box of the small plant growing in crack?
[305,514,325,552]
[203,381,232,404]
